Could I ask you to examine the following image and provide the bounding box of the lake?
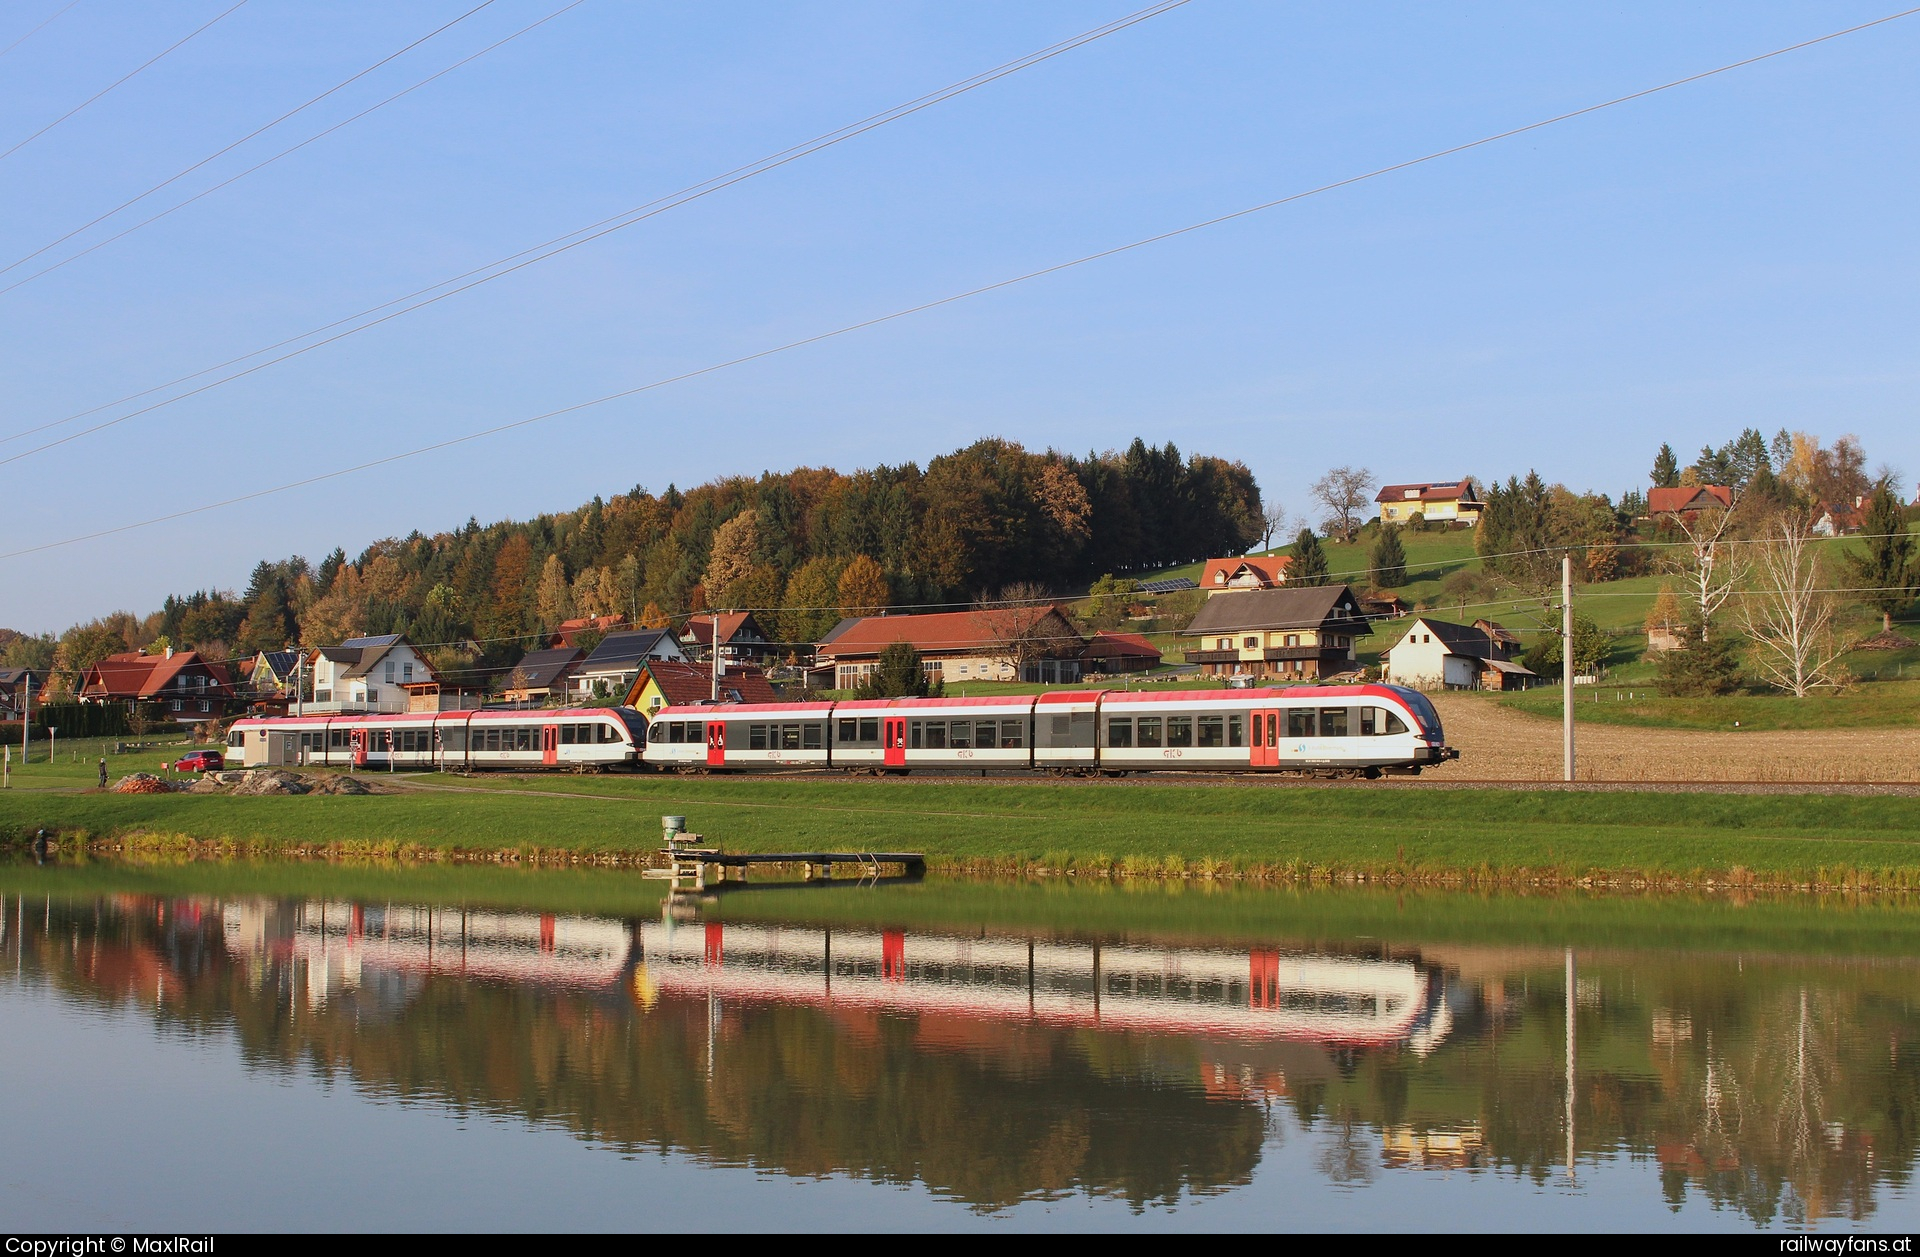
[2,859,1916,1232]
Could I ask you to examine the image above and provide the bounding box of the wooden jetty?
[644,816,924,893]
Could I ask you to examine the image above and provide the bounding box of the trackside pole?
[1562,554,1575,782]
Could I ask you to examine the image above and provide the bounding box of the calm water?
[2,863,1917,1232]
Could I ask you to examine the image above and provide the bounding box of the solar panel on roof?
[1135,577,1197,594]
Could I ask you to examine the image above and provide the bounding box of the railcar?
[646,683,1453,777]
[224,707,647,772]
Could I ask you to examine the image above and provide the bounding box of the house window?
[384,662,395,683]
[403,663,414,682]
[1243,637,1258,649]
[1285,635,1299,648]
[1216,638,1231,650]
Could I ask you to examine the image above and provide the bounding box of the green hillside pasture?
[10,773,1920,888]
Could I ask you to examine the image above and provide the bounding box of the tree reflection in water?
[3,891,1917,1222]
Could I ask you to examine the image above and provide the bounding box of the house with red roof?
[1374,479,1483,526]
[77,648,237,723]
[625,659,779,715]
[1648,484,1733,520]
[1199,555,1291,594]
[546,614,629,649]
[683,610,775,662]
[814,606,1087,689]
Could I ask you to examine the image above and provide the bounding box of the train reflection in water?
[258,900,1453,1056]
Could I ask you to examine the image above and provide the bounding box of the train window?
[1050,715,1070,741]
[1320,708,1350,737]
[601,723,621,743]
[948,721,970,749]
[802,724,823,750]
[909,721,922,750]
[924,722,947,750]
[837,719,857,743]
[1359,708,1377,737]
[1136,717,1162,748]
[1383,710,1409,735]
[975,720,998,749]
[560,725,575,745]
[1107,717,1133,748]
[1287,709,1315,738]
[780,724,801,751]
[859,718,880,743]
[1227,714,1244,747]
[748,725,768,751]
[1167,716,1193,748]
[999,720,1024,749]
[1197,715,1225,748]
[652,723,669,744]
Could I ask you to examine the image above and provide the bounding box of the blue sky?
[1,1,1915,633]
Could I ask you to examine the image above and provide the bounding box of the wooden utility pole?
[1562,554,1575,782]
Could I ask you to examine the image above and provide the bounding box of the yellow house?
[1374,479,1483,526]
[624,659,777,716]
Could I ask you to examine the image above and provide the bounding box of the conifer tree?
[1369,524,1407,589]
[1847,480,1918,631]
[1290,528,1329,586]
[1651,444,1680,489]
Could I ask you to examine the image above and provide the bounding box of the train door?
[541,724,559,767]
[1250,708,1279,769]
[706,720,727,768]
[350,728,367,768]
[883,716,907,768]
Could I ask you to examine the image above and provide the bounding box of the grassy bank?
[1497,681,1920,730]
[8,771,1920,889]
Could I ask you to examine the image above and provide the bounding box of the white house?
[566,628,688,700]
[1384,617,1537,691]
[309,634,465,713]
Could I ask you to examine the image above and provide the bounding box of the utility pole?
[20,672,29,764]
[710,613,721,703]
[1562,553,1575,782]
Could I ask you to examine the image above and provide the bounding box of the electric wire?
[5,3,1914,560]
[0,0,501,280]
[0,0,84,64]
[0,0,589,299]
[0,0,244,161]
[0,0,1191,454]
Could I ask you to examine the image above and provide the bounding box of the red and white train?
[223,684,1454,778]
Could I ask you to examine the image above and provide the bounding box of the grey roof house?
[566,629,687,699]
[1180,585,1372,680]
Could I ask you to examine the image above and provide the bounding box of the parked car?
[173,749,223,773]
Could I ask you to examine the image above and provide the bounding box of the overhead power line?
[4,4,1917,560]
[0,0,85,64]
[0,0,248,162]
[0,0,590,300]
[0,0,1193,456]
[0,0,502,280]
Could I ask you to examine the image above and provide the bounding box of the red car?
[173,750,223,773]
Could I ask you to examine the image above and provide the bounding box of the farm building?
[1180,585,1370,680]
[1081,631,1162,674]
[1648,485,1733,520]
[815,606,1087,689]
[1384,617,1538,691]
[1374,479,1483,526]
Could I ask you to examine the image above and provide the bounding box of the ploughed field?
[1429,692,1920,783]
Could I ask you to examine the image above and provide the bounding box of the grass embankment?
[8,772,1920,890]
[1497,681,1920,730]
[6,856,1919,961]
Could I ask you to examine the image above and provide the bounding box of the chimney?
[164,646,174,659]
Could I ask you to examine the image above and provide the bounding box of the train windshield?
[607,707,649,745]
[1396,689,1443,741]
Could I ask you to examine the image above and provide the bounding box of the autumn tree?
[779,556,844,645]
[703,509,759,606]
[638,601,671,630]
[1309,466,1376,543]
[1644,584,1683,641]
[837,555,891,618]
[1664,502,1744,642]
[1084,574,1137,631]
[533,554,574,630]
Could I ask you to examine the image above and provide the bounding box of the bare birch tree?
[1737,511,1847,697]
[1666,504,1744,642]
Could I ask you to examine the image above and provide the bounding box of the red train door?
[883,716,907,768]
[706,720,727,768]
[350,728,367,768]
[541,724,559,766]
[1250,708,1279,769]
